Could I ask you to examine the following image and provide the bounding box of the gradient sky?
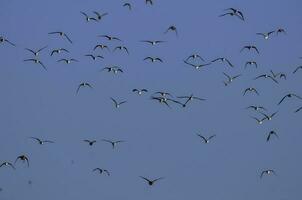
[0,0,302,199]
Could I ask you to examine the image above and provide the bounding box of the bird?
[260,111,278,121]
[50,48,69,56]
[246,105,267,112]
[123,2,132,10]
[93,11,108,21]
[29,137,54,145]
[132,89,148,95]
[150,96,176,108]
[102,66,123,74]
[85,54,104,60]
[0,162,15,170]
[293,66,302,74]
[48,31,72,44]
[94,44,110,51]
[23,58,47,71]
[250,116,266,125]
[76,82,93,94]
[186,54,204,62]
[80,12,97,22]
[164,25,178,36]
[141,40,165,46]
[266,131,279,142]
[25,46,48,56]
[183,60,211,70]
[243,87,259,96]
[153,91,173,98]
[254,74,278,84]
[294,106,302,113]
[245,61,258,69]
[99,35,122,41]
[211,57,233,67]
[145,0,153,5]
[270,70,286,80]
[278,93,302,105]
[256,31,275,40]
[260,169,276,178]
[223,72,241,84]
[113,46,129,54]
[240,45,259,54]
[101,139,124,149]
[197,134,216,144]
[84,140,97,146]
[139,176,164,186]
[177,94,206,107]
[144,56,163,63]
[0,36,16,46]
[93,168,110,176]
[110,97,127,108]
[15,155,29,167]
[57,58,79,64]
[276,28,286,35]
[219,8,244,21]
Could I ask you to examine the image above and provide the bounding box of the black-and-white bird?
[211,57,234,67]
[93,168,110,176]
[57,58,79,64]
[101,139,124,149]
[24,58,47,71]
[144,56,163,63]
[153,91,173,98]
[141,40,165,46]
[266,131,278,142]
[254,74,278,84]
[145,0,153,5]
[25,46,47,56]
[278,93,302,105]
[50,48,69,56]
[132,89,148,95]
[260,169,276,178]
[85,54,104,60]
[245,61,258,69]
[114,46,129,54]
[139,176,164,186]
[123,3,132,10]
[276,28,286,35]
[48,31,72,44]
[184,60,211,70]
[0,162,15,170]
[219,8,244,21]
[99,35,121,41]
[76,82,93,94]
[93,11,108,21]
[260,111,278,121]
[102,66,123,74]
[110,97,127,108]
[94,44,110,51]
[177,94,206,107]
[29,137,54,145]
[164,25,178,36]
[84,140,97,146]
[250,116,266,125]
[0,36,16,46]
[270,70,286,80]
[197,134,216,144]
[256,31,275,40]
[150,96,178,108]
[186,54,204,62]
[15,155,29,167]
[223,72,241,84]
[246,105,267,112]
[243,87,259,96]
[80,12,97,22]
[240,45,259,54]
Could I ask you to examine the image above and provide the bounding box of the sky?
[0,0,302,199]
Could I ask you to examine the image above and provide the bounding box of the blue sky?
[0,0,302,199]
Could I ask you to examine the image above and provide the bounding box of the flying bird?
[211,57,233,67]
[48,31,73,44]
[110,97,127,108]
[186,54,204,62]
[141,40,165,46]
[260,111,278,121]
[260,169,276,178]
[144,56,163,63]
[183,60,211,70]
[24,58,47,71]
[84,140,97,146]
[139,176,164,186]
[278,93,302,105]
[76,82,93,94]
[240,45,259,54]
[243,87,259,96]
[93,168,110,176]
[102,66,123,74]
[177,94,206,107]
[29,137,54,145]
[25,46,47,56]
[219,8,244,21]
[94,44,110,51]
[0,36,16,46]
[99,35,122,41]
[50,48,69,56]
[197,134,216,144]
[164,25,178,36]
[132,89,148,95]
[153,91,173,98]
[250,116,266,125]
[114,46,129,54]
[123,3,132,10]
[85,54,104,60]
[93,11,108,21]
[254,74,278,84]
[256,31,275,40]
[145,0,153,5]
[150,96,179,108]
[266,131,279,142]
[80,12,97,22]
[223,72,241,84]
[57,58,79,64]
[101,139,124,149]
[276,28,286,35]
[0,162,15,170]
[245,61,258,69]
[246,105,267,112]
[15,155,29,167]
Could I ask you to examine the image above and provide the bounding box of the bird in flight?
[110,97,127,108]
[123,3,132,10]
[211,57,233,68]
[243,87,259,96]
[84,140,97,146]
[150,96,181,108]
[25,46,48,56]
[144,56,163,63]
[145,0,153,5]
[93,11,108,21]
[245,61,258,69]
[246,105,267,112]
[99,35,122,41]
[0,162,15,170]
[29,137,54,145]
[102,139,124,149]
[114,46,129,54]
[260,169,276,178]
[270,70,286,80]
[80,12,97,22]
[293,66,302,74]
[57,58,79,64]
[50,48,69,56]
[132,89,148,95]
[15,155,29,167]
[250,116,266,125]
[197,134,216,144]
[266,131,279,142]
[260,111,278,121]
[164,25,178,36]
[223,72,241,84]
[85,54,104,61]
[76,82,93,94]
[24,58,47,71]
[219,8,244,21]
[102,66,123,74]
[256,31,275,40]
[139,176,164,186]
[48,31,72,44]
[94,44,110,51]
[186,54,204,62]
[0,36,16,46]
[254,74,278,84]
[276,28,286,35]
[153,91,173,98]
[141,40,165,46]
[93,168,110,176]
[240,45,259,54]
[278,93,302,105]
[183,60,211,70]
[177,94,206,107]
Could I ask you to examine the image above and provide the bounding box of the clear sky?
[0,0,302,199]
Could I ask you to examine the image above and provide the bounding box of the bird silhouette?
[139,176,164,186]
[29,137,54,145]
[48,31,72,44]
[197,134,216,144]
[15,155,29,167]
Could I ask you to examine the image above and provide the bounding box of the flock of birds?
[0,0,301,198]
